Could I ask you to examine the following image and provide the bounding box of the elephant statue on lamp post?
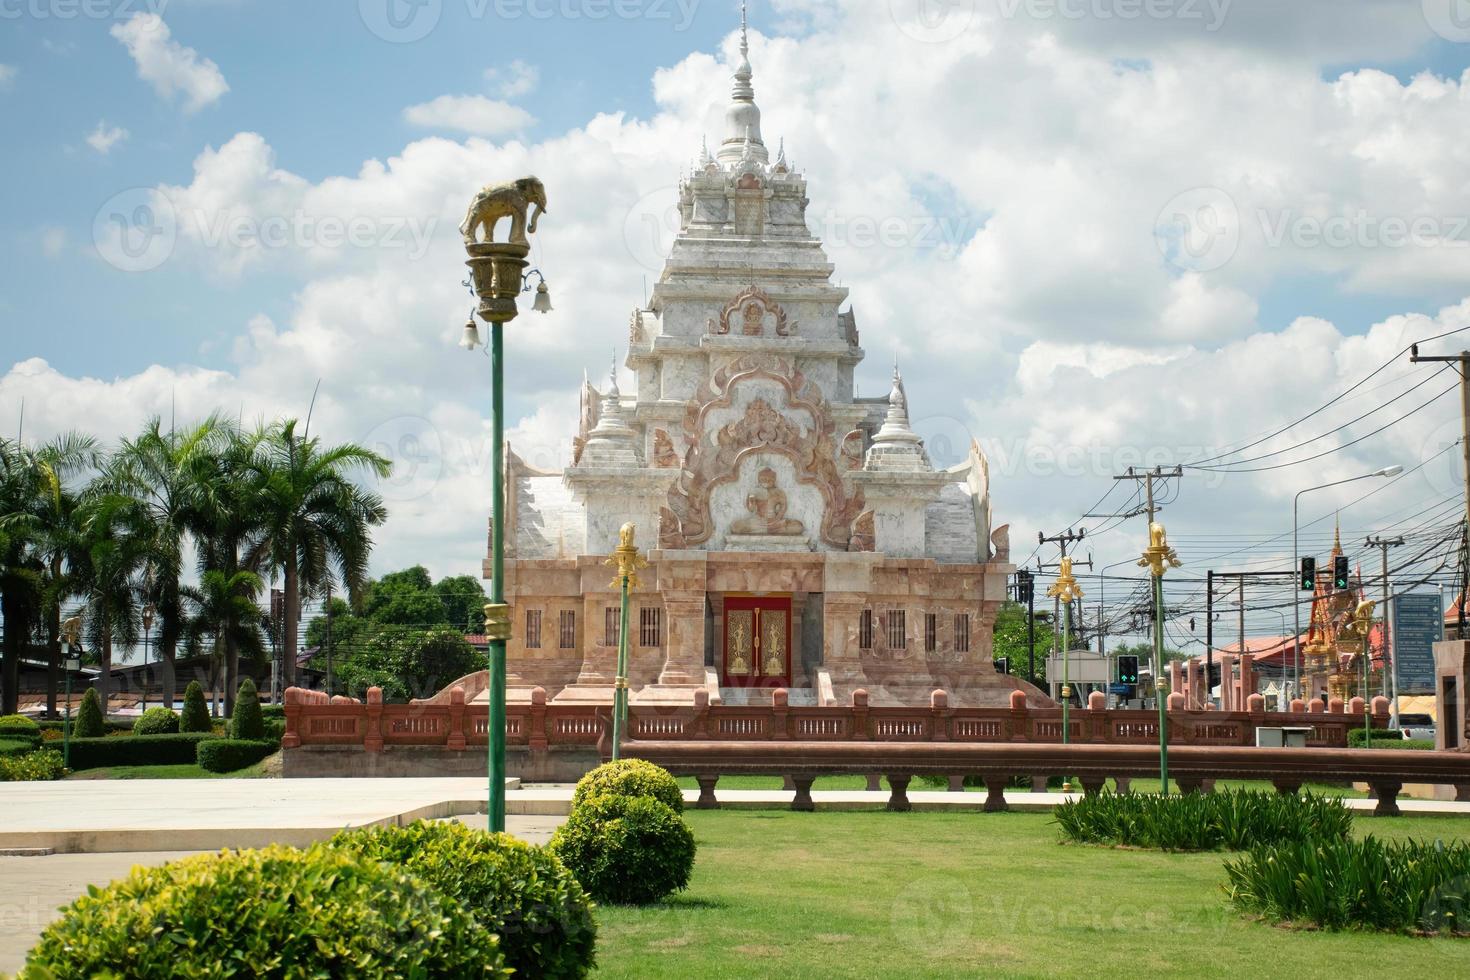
[459,176,547,247]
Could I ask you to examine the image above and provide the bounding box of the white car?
[1397,713,1436,742]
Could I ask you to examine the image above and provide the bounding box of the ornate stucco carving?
[652,428,681,469]
[989,523,1010,563]
[706,285,796,337]
[849,510,875,552]
[660,354,862,550]
[839,429,865,472]
[628,308,645,346]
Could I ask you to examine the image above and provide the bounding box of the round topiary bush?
[551,794,696,905]
[0,714,40,741]
[331,820,597,979]
[229,677,264,740]
[132,705,180,736]
[73,687,104,739]
[196,738,276,774]
[23,844,509,978]
[179,679,212,732]
[571,758,684,813]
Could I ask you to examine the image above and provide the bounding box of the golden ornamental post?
[1138,521,1182,794]
[1047,558,1083,792]
[604,522,647,761]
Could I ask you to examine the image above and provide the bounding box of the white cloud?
[86,121,129,155]
[402,95,534,137]
[0,64,16,89]
[10,5,1470,586]
[110,13,228,114]
[485,60,539,99]
[40,227,67,258]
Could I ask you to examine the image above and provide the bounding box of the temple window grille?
[859,609,873,650]
[954,614,971,653]
[889,610,907,650]
[925,613,937,653]
[640,607,662,647]
[604,607,621,647]
[524,609,542,649]
[558,610,576,649]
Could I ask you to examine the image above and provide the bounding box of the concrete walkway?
[4,778,1469,855]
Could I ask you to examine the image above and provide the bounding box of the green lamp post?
[604,523,647,761]
[1047,559,1082,794]
[1138,522,1181,794]
[459,175,550,833]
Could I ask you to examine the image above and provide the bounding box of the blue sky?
[5,1,1470,645]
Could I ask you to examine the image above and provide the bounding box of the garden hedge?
[551,793,696,905]
[196,738,277,773]
[0,714,40,740]
[571,758,685,813]
[331,820,597,979]
[0,737,39,757]
[66,732,218,771]
[23,844,510,978]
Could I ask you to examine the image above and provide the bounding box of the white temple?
[467,11,1034,708]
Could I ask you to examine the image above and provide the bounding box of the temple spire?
[718,0,767,166]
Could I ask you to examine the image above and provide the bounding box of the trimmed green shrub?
[551,794,696,905]
[1225,836,1470,934]
[0,737,38,757]
[74,687,104,738]
[196,738,276,773]
[1055,790,1354,851]
[179,679,212,732]
[132,705,180,736]
[229,677,264,740]
[571,758,684,813]
[261,703,285,720]
[23,843,510,978]
[67,732,218,771]
[0,714,40,739]
[331,820,597,979]
[0,748,67,781]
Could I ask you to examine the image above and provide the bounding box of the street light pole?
[1292,466,1402,703]
[461,176,551,834]
[141,604,154,711]
[1047,559,1082,793]
[1139,521,1181,794]
[605,524,647,761]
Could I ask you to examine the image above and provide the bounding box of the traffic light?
[1015,570,1033,603]
[1117,655,1139,685]
[1299,556,1316,591]
[1333,555,1350,590]
[996,657,1009,675]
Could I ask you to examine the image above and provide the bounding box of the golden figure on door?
[763,612,786,676]
[727,611,752,675]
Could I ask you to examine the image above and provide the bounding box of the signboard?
[1391,592,1443,697]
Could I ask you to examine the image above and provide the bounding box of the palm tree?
[0,438,43,715]
[72,491,148,714]
[111,416,229,708]
[246,420,389,690]
[183,568,265,709]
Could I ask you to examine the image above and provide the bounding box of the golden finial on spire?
[1047,556,1084,603]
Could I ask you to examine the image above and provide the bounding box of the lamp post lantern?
[605,523,647,760]
[459,175,550,834]
[61,616,80,769]
[1047,559,1082,793]
[141,603,155,711]
[1138,522,1181,794]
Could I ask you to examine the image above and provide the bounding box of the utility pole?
[1205,570,1214,705]
[1038,528,1089,700]
[1409,345,1470,546]
[1364,535,1403,704]
[1113,466,1183,705]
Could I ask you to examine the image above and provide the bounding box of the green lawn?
[593,810,1470,978]
[675,775,1367,797]
[64,755,280,780]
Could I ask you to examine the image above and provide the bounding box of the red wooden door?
[722,596,792,688]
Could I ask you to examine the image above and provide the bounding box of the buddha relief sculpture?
[731,467,804,535]
[742,300,765,336]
